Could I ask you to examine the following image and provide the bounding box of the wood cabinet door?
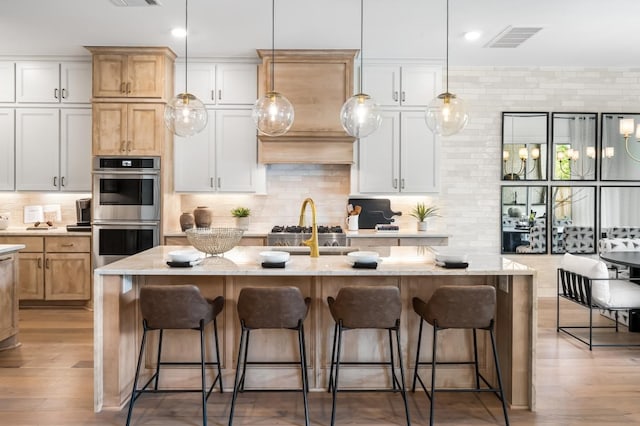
[60,108,91,192]
[0,109,14,190]
[127,54,164,98]
[44,253,91,300]
[18,253,44,300]
[15,108,60,191]
[93,103,127,155]
[0,254,18,342]
[92,54,126,98]
[127,103,163,155]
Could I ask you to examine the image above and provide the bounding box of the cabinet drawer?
[0,236,43,252]
[45,236,90,253]
[165,236,189,245]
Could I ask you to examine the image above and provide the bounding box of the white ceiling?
[1,0,639,67]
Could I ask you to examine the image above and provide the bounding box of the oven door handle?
[93,220,160,226]
[92,170,159,176]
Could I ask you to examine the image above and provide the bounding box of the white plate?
[168,249,203,263]
[434,253,468,263]
[346,251,380,265]
[259,250,291,264]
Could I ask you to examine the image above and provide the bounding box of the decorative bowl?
[259,250,290,264]
[346,250,380,264]
[168,248,203,263]
[185,227,244,256]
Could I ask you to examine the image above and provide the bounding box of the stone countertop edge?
[0,244,26,254]
[163,230,450,238]
[0,227,91,236]
[95,245,535,277]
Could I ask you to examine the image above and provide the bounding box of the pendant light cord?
[184,0,189,92]
[445,0,449,93]
[359,0,364,94]
[270,0,275,92]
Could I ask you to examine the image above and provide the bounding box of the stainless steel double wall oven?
[92,157,161,267]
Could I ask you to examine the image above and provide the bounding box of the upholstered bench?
[557,253,640,349]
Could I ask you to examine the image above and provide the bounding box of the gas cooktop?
[270,225,344,234]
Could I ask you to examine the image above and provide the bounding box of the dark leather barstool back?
[414,285,495,329]
[328,286,401,329]
[140,285,223,330]
[237,286,310,329]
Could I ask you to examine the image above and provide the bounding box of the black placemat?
[443,261,469,269]
[166,261,193,268]
[352,261,378,269]
[262,261,286,268]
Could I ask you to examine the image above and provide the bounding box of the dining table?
[599,251,640,283]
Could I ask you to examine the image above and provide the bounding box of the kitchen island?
[0,244,26,351]
[93,245,536,413]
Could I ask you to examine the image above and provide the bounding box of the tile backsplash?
[0,193,89,227]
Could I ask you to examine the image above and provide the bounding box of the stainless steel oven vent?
[109,0,162,7]
[485,26,542,48]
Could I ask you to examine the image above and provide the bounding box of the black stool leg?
[154,328,163,390]
[300,322,310,394]
[229,325,248,426]
[297,322,310,426]
[472,328,480,389]
[395,326,411,426]
[328,322,338,393]
[388,329,397,390]
[126,325,148,426]
[429,325,438,426]
[213,317,224,392]
[199,320,208,426]
[412,317,424,392]
[239,329,251,391]
[489,327,510,426]
[330,323,344,426]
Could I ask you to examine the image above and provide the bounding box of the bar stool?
[327,286,410,426]
[126,285,224,426]
[412,285,509,426]
[228,286,311,426]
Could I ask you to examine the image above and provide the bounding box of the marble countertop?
[0,227,90,236]
[0,244,26,255]
[95,245,535,277]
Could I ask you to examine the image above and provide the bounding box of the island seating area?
[93,245,536,415]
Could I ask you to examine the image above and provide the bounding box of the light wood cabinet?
[348,236,448,247]
[92,103,164,155]
[358,110,438,193]
[174,109,261,192]
[0,236,91,302]
[363,64,441,107]
[15,61,91,104]
[0,253,19,350]
[174,62,257,105]
[89,48,175,100]
[15,108,91,192]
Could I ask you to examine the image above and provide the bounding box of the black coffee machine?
[66,198,91,232]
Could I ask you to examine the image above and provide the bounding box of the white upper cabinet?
[362,64,441,107]
[174,62,257,105]
[0,109,15,190]
[174,109,260,193]
[16,61,91,104]
[0,62,15,102]
[16,108,91,191]
[358,110,438,194]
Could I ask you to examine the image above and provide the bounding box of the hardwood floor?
[2,299,640,425]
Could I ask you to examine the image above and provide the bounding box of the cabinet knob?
[218,89,222,101]
[127,140,132,152]
[217,177,221,188]
[37,258,42,268]
[53,176,57,187]
[121,82,126,94]
[61,88,67,99]
[401,178,405,189]
[393,178,398,189]
[120,141,126,152]
[60,176,65,187]
[54,88,59,100]
[211,90,215,101]
[210,177,214,188]
[401,91,406,102]
[126,82,131,94]
[61,243,74,247]
[45,258,50,269]
[393,91,398,102]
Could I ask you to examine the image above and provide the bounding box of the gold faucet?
[298,197,319,257]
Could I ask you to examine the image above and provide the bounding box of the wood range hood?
[256,49,357,165]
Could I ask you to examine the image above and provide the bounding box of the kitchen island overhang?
[93,246,536,413]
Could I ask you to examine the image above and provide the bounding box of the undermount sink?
[278,246,359,256]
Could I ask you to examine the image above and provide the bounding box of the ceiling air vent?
[109,0,162,6]
[485,26,542,48]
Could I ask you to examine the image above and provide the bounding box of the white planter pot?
[417,221,427,232]
[235,216,250,231]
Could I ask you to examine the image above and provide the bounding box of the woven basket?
[185,227,244,256]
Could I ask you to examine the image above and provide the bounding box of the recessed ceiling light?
[464,31,482,41]
[171,28,187,37]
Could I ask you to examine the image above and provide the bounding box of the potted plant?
[410,202,439,232]
[231,207,251,231]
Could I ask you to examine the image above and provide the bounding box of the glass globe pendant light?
[340,0,381,138]
[425,0,469,136]
[252,0,294,136]
[164,0,208,137]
